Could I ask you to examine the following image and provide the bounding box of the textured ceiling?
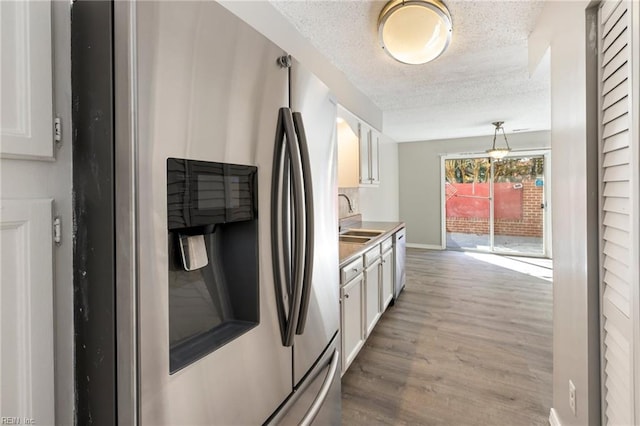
[270,0,550,142]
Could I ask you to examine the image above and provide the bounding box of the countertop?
[338,220,405,267]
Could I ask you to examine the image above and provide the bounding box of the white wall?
[0,2,74,424]
[529,2,600,425]
[397,131,551,247]
[360,135,399,222]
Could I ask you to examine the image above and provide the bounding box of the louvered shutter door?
[598,1,638,425]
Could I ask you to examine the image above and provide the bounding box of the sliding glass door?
[492,156,545,254]
[443,153,548,256]
[444,158,491,251]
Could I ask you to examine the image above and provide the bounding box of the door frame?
[440,149,552,257]
[71,1,118,424]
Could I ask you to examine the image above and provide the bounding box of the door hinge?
[54,118,62,144]
[53,216,62,245]
[277,55,292,68]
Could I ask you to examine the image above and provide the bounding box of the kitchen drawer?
[341,257,364,284]
[380,236,392,253]
[364,245,381,266]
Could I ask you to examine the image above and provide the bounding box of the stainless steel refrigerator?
[114,2,341,424]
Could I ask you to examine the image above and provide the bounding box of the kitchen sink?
[339,235,372,244]
[341,229,385,237]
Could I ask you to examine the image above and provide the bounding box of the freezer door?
[289,59,341,384]
[128,2,292,424]
[268,333,341,426]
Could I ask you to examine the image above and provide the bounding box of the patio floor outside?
[446,232,545,256]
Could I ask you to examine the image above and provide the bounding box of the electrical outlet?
[569,380,576,415]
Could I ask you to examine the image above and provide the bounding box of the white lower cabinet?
[380,248,394,311]
[364,257,381,337]
[340,272,364,375]
[340,257,365,375]
[340,236,396,375]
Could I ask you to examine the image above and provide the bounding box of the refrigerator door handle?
[299,349,340,426]
[271,108,290,345]
[285,108,307,347]
[292,112,315,335]
[272,107,306,347]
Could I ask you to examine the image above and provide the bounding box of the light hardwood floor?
[341,248,553,426]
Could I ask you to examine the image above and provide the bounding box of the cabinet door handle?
[344,294,349,299]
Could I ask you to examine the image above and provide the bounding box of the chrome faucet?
[338,193,354,213]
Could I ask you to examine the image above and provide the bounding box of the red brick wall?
[446,180,543,237]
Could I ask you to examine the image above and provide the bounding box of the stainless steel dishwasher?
[393,228,406,299]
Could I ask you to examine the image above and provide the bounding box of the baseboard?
[549,408,562,426]
[406,243,443,250]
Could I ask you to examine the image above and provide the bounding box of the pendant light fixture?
[378,0,453,65]
[486,121,512,159]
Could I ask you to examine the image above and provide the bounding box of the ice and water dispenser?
[167,158,258,373]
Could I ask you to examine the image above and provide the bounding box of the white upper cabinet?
[337,115,360,188]
[1,1,54,160]
[337,105,381,187]
[369,128,380,185]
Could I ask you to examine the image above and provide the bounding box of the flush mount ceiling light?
[378,0,453,65]
[486,121,512,159]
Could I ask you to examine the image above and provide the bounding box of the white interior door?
[0,1,57,424]
[598,1,639,425]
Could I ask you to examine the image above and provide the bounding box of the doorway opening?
[441,151,551,257]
